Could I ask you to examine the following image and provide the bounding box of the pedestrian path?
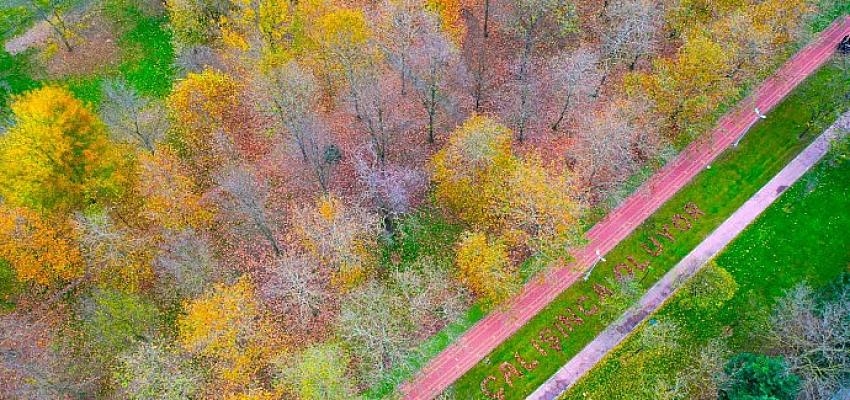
[400,15,850,400]
[527,110,850,400]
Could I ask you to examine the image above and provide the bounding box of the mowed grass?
[561,136,850,399]
[449,62,850,399]
[0,7,174,112]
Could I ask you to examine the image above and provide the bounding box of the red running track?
[400,15,850,400]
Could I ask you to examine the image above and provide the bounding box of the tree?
[177,276,283,393]
[135,149,214,232]
[433,115,581,257]
[500,0,579,141]
[0,205,84,286]
[278,343,358,400]
[293,195,380,289]
[310,7,401,166]
[258,62,337,192]
[338,278,416,386]
[354,149,427,225]
[572,101,664,204]
[113,341,203,400]
[167,69,242,186]
[153,228,219,302]
[600,0,663,75]
[0,311,82,399]
[547,47,601,133]
[506,156,581,266]
[625,29,735,142]
[100,78,169,153]
[678,262,738,312]
[767,283,850,399]
[74,212,155,293]
[454,231,519,308]
[376,0,423,97]
[21,0,77,51]
[219,0,299,65]
[75,288,161,374]
[719,353,801,400]
[166,0,230,50]
[258,252,328,323]
[0,86,133,213]
[432,115,515,230]
[407,13,461,144]
[215,164,282,255]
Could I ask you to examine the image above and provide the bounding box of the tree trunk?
[551,94,572,133]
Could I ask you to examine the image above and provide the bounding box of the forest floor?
[530,110,850,400]
[560,109,850,400]
[401,16,850,400]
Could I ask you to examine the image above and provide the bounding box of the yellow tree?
[0,205,83,286]
[507,156,582,266]
[750,0,813,49]
[219,0,305,67]
[178,276,284,395]
[433,115,581,260]
[432,115,516,232]
[625,29,735,142]
[167,69,241,187]
[0,86,133,213]
[134,149,215,232]
[425,0,466,44]
[454,231,519,308]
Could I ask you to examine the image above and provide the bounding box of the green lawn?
[449,61,850,399]
[561,135,850,399]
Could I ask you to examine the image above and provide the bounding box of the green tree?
[113,341,202,400]
[719,353,801,400]
[280,343,358,400]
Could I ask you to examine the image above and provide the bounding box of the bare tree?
[215,164,282,255]
[23,0,77,52]
[175,45,223,75]
[572,103,641,204]
[376,0,423,96]
[408,15,461,144]
[547,48,601,133]
[347,67,408,167]
[100,78,169,153]
[767,284,850,400]
[258,252,328,322]
[258,63,339,192]
[153,229,218,301]
[354,147,427,233]
[0,312,80,399]
[501,0,579,141]
[339,279,415,386]
[597,0,664,95]
[338,258,468,387]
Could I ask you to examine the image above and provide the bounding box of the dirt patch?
[4,21,52,55]
[43,16,121,77]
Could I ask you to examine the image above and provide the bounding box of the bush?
[719,353,801,400]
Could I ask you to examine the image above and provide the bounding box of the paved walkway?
[528,111,850,400]
[400,16,850,400]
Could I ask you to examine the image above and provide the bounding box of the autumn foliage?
[0,0,829,397]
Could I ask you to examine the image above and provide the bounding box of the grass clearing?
[450,61,850,399]
[365,206,482,398]
[561,135,850,399]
